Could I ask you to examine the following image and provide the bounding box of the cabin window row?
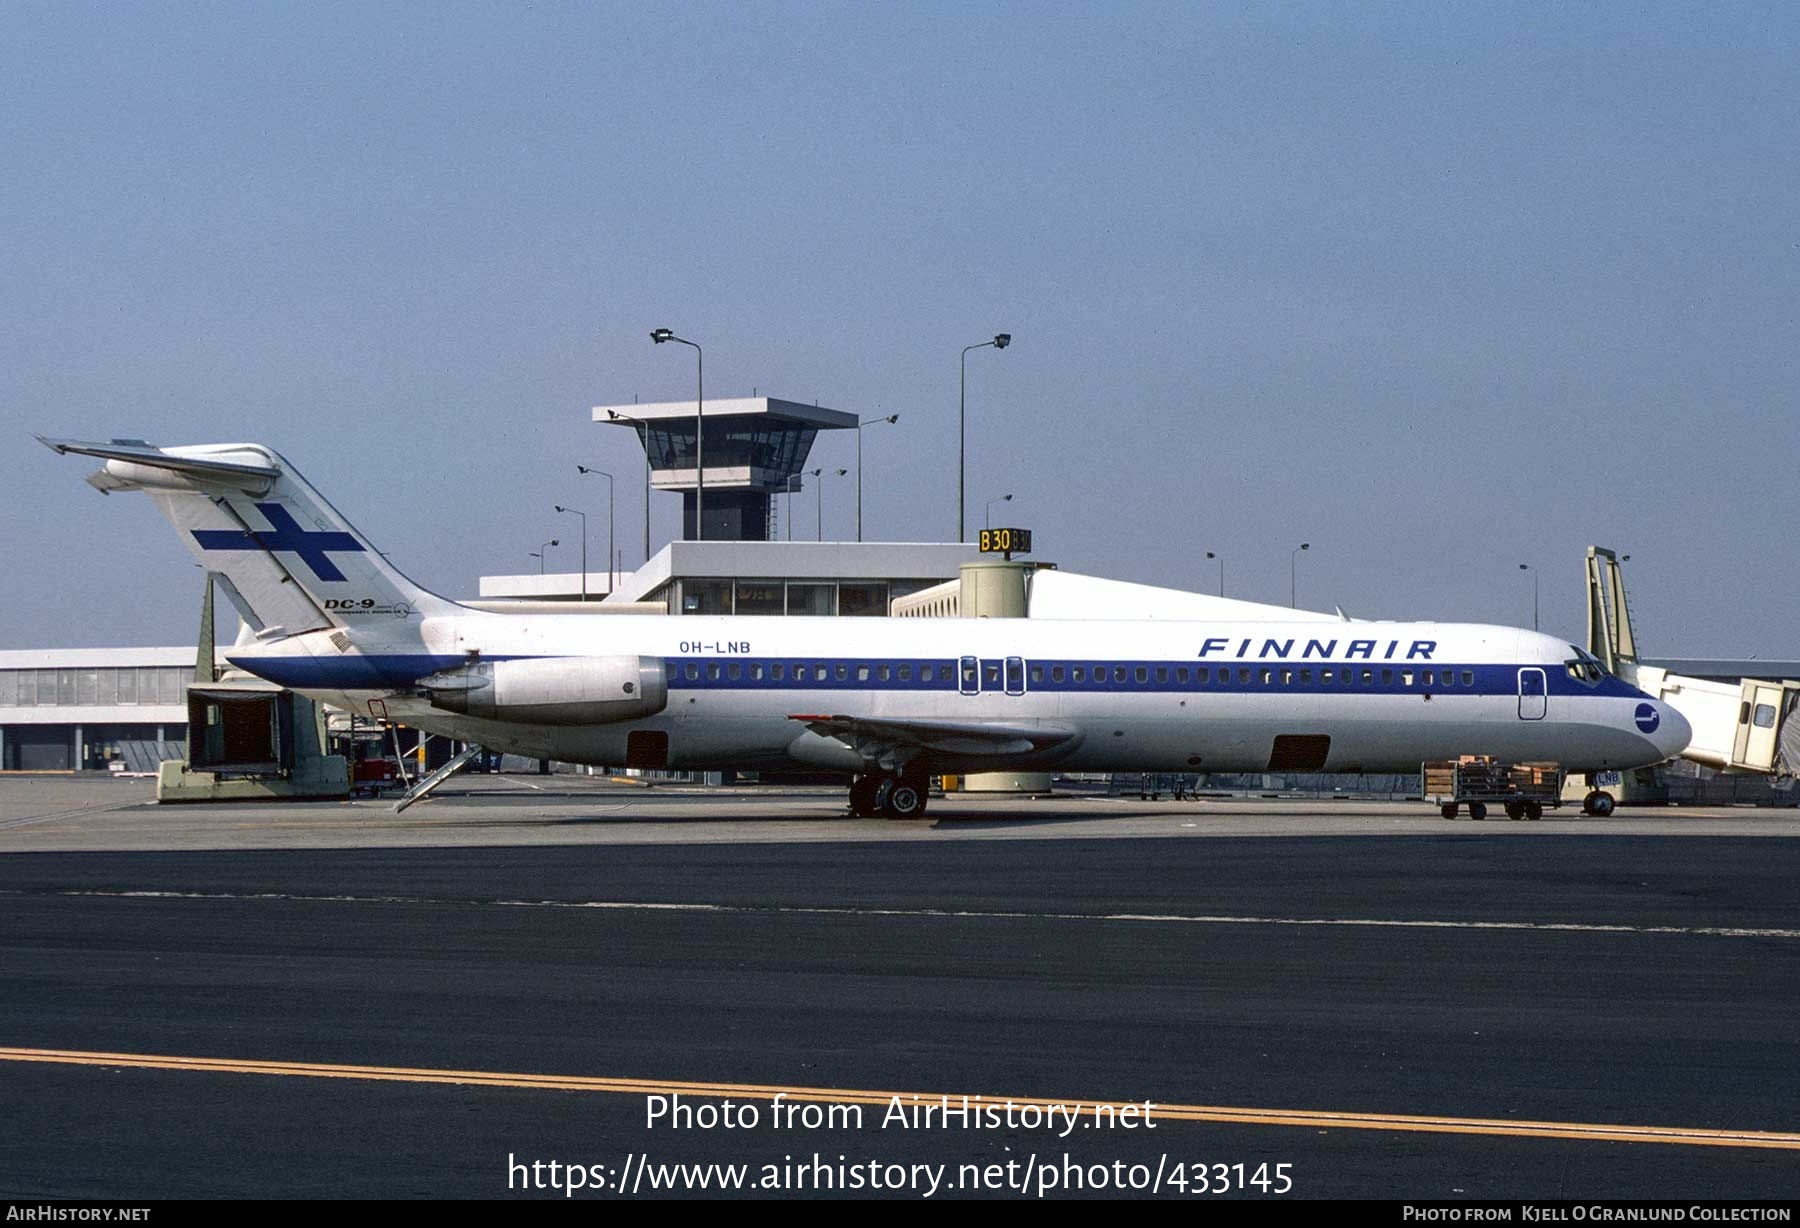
[678,660,955,683]
[1031,664,1478,689]
[671,660,1481,689]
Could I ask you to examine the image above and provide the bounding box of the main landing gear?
[848,771,931,820]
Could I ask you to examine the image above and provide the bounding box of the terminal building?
[480,540,975,614]
[0,647,193,771]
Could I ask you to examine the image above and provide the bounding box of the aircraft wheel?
[1524,801,1544,821]
[1468,802,1488,821]
[1584,791,1616,817]
[848,775,884,818]
[1440,803,1458,820]
[1504,801,1525,821]
[881,773,931,820]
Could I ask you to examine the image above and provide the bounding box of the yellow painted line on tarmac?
[2,1046,1797,1151]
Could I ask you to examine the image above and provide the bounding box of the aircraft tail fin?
[41,437,463,640]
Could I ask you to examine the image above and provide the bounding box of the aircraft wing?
[790,713,1082,770]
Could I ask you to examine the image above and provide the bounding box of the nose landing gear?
[1582,790,1617,817]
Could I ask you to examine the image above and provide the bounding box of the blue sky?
[4,3,1795,654]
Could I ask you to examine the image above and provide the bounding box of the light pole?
[577,466,615,592]
[1519,563,1538,631]
[530,538,558,574]
[959,333,1011,543]
[554,505,588,601]
[650,329,703,540]
[1291,542,1310,609]
[605,409,654,562]
[985,492,1014,529]
[854,412,899,542]
[1207,550,1223,596]
[780,473,802,542]
[806,467,847,541]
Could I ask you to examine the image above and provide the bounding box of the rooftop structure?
[595,397,856,541]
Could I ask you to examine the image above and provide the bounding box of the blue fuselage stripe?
[227,653,1647,702]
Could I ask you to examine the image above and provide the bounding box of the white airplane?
[43,438,1692,819]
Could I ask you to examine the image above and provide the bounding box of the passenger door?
[1517,667,1547,721]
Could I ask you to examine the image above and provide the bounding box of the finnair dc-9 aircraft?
[44,438,1691,819]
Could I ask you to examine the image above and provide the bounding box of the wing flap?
[791,713,1081,766]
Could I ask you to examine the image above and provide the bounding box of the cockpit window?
[1564,646,1605,685]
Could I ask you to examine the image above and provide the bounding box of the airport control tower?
[595,397,857,541]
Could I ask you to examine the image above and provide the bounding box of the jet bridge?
[1586,547,1800,777]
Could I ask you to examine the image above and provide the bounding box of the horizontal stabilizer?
[36,436,279,489]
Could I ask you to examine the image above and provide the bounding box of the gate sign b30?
[979,527,1032,555]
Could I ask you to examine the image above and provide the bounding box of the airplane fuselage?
[228,612,1688,776]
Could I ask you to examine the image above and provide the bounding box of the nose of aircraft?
[1646,699,1693,761]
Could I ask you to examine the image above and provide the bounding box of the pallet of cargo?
[1421,756,1566,820]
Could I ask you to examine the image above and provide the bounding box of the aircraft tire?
[881,773,930,820]
[1585,791,1616,817]
[849,775,884,818]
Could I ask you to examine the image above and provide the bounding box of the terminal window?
[838,582,889,617]
[786,584,835,617]
[734,581,784,615]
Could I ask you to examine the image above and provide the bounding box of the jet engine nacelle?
[420,656,667,725]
